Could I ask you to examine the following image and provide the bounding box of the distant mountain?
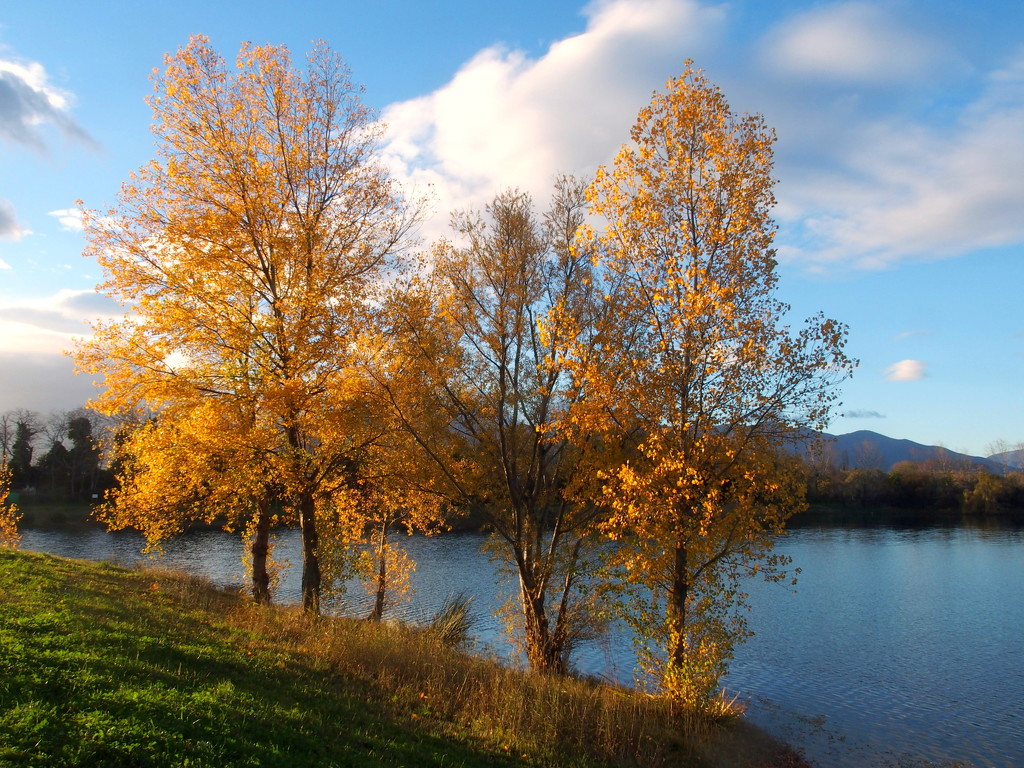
[809,430,1010,474]
[988,448,1024,470]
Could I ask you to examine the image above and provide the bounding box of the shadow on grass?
[0,550,526,768]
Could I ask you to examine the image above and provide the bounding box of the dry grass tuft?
[225,598,776,768]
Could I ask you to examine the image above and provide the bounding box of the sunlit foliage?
[368,179,609,672]
[75,36,418,612]
[99,403,282,602]
[72,38,855,703]
[0,461,20,547]
[572,65,855,708]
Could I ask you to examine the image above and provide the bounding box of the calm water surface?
[21,525,1024,768]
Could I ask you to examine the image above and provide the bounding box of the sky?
[0,0,1021,457]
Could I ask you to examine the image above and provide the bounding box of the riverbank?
[10,500,98,529]
[15,497,1024,536]
[792,502,1024,527]
[0,549,806,768]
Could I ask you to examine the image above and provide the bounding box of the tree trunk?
[669,539,689,670]
[520,576,566,675]
[298,492,321,614]
[368,527,387,621]
[250,496,272,605]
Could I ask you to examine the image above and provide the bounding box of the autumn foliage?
[369,179,608,672]
[77,39,852,713]
[570,65,854,706]
[75,36,428,613]
[0,461,20,547]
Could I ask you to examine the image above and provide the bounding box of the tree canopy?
[75,36,420,612]
[370,179,608,672]
[571,65,855,707]
[0,462,19,547]
[72,40,854,714]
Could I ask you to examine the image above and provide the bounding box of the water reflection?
[19,525,1024,768]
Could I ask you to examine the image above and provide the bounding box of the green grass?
[0,549,804,768]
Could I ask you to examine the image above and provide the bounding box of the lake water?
[19,524,1024,768]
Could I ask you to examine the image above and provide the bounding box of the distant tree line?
[7,406,1017,521]
[803,460,1024,519]
[0,409,112,503]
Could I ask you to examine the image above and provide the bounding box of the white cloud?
[376,0,1024,272]
[760,2,944,86]
[885,359,926,382]
[0,198,29,240]
[0,289,120,414]
[380,0,727,237]
[843,409,885,419]
[0,351,97,414]
[0,289,123,356]
[770,46,1024,269]
[0,55,96,150]
[48,207,84,232]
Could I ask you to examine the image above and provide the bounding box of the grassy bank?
[0,549,804,768]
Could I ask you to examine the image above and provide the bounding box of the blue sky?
[0,0,1021,457]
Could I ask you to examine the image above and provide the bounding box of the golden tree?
[350,476,442,621]
[575,65,854,708]
[370,179,608,673]
[75,36,417,613]
[99,403,281,603]
[0,459,20,547]
[311,408,447,621]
